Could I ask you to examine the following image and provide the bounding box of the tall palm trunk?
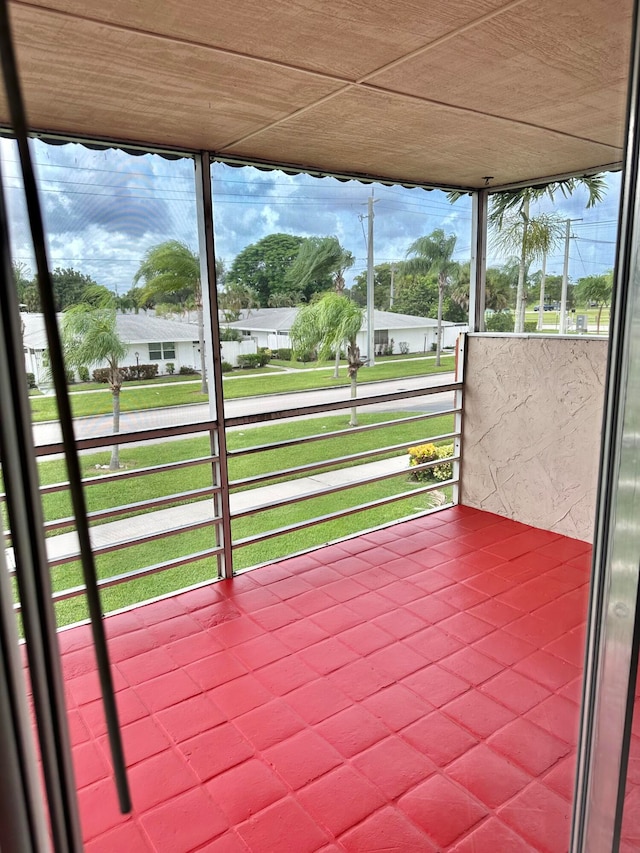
[436,276,444,366]
[110,386,120,470]
[197,297,207,395]
[347,341,362,427]
[515,199,529,333]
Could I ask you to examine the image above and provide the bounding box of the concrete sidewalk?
[8,455,415,567]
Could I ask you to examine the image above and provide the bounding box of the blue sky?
[0,138,621,295]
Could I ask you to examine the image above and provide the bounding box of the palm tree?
[62,304,127,470]
[290,293,364,426]
[287,236,355,377]
[492,210,565,331]
[405,230,457,366]
[488,176,606,332]
[134,241,207,392]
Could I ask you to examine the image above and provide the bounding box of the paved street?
[32,372,457,446]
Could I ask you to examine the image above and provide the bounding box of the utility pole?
[560,217,582,334]
[537,249,547,331]
[363,190,378,366]
[389,262,396,308]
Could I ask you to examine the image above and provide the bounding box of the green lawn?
[29,354,456,422]
[51,477,450,628]
[35,412,454,526]
[23,411,454,626]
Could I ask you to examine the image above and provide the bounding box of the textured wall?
[461,335,608,542]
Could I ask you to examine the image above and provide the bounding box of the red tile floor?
[54,505,597,852]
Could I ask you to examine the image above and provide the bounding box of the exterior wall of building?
[461,334,608,542]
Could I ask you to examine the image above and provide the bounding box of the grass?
[34,412,454,526]
[20,411,454,626]
[51,477,450,628]
[28,354,456,422]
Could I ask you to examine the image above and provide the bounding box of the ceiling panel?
[15,0,514,80]
[3,5,343,151]
[371,0,631,149]
[225,88,623,188]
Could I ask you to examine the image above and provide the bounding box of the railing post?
[194,153,234,580]
[469,189,488,333]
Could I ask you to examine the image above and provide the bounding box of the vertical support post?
[452,333,465,506]
[367,190,375,366]
[469,190,487,332]
[194,153,234,580]
[560,218,571,334]
[571,0,640,847]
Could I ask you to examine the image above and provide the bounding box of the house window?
[148,342,175,360]
[374,330,389,346]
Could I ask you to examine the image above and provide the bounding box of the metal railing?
[5,378,463,623]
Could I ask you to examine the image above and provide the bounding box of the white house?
[23,313,204,384]
[221,307,467,357]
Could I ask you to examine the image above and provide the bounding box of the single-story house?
[23,312,205,384]
[221,307,467,357]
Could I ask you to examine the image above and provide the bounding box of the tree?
[491,210,564,332]
[351,262,397,309]
[576,272,613,333]
[405,230,458,366]
[133,241,207,393]
[226,233,306,306]
[219,280,259,321]
[50,267,101,311]
[61,304,127,470]
[287,237,355,377]
[487,176,606,332]
[390,274,438,318]
[290,293,364,426]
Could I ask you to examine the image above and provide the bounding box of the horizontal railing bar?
[230,453,460,519]
[34,418,220,458]
[14,546,224,611]
[230,432,459,490]
[46,515,221,568]
[233,479,457,548]
[37,454,218,496]
[227,407,461,459]
[43,486,220,533]
[224,382,462,429]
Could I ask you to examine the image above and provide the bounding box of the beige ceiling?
[0,0,632,189]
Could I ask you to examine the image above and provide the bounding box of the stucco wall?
[461,334,608,542]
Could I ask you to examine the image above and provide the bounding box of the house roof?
[22,312,200,351]
[222,307,456,332]
[0,0,631,190]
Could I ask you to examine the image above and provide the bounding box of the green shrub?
[273,347,291,361]
[221,360,233,373]
[258,347,272,366]
[220,327,242,342]
[398,341,409,355]
[26,372,36,389]
[237,353,264,369]
[485,311,514,332]
[166,362,175,375]
[408,443,454,482]
[179,365,197,375]
[523,321,537,333]
[92,368,110,383]
[78,366,90,383]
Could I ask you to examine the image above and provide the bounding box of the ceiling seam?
[355,0,529,84]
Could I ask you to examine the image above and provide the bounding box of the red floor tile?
[488,718,571,777]
[49,508,596,853]
[498,781,572,852]
[341,806,439,852]
[399,773,487,847]
[403,710,478,767]
[205,758,288,824]
[447,744,530,808]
